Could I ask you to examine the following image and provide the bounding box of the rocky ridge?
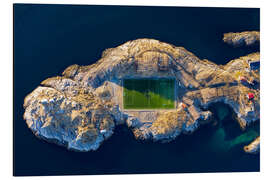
[244,136,260,154]
[223,31,260,47]
[23,35,260,152]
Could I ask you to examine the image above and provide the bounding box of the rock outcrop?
[244,137,260,154]
[23,38,260,152]
[223,31,260,47]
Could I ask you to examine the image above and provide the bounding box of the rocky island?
[223,31,260,47]
[23,31,260,152]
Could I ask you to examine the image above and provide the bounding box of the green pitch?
[123,78,175,109]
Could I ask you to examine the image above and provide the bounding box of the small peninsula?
[23,31,260,152]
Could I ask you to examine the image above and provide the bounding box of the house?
[249,60,260,71]
[247,92,255,100]
[180,102,187,109]
[239,76,247,82]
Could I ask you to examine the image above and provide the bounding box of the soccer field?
[123,78,175,109]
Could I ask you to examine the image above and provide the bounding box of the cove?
[205,102,260,153]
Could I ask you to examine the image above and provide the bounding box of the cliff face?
[23,38,260,152]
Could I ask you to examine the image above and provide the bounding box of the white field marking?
[124,81,134,106]
[130,82,134,106]
[148,79,150,106]
[160,81,169,106]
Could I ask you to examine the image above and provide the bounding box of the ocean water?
[13,4,260,176]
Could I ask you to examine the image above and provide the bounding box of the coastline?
[23,36,260,152]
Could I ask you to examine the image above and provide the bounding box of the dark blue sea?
[13,4,260,176]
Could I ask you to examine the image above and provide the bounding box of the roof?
[249,61,260,70]
[239,76,247,81]
[248,93,254,99]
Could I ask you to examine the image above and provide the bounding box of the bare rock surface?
[223,31,260,47]
[23,38,260,151]
[244,137,260,154]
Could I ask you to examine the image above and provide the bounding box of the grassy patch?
[123,78,175,109]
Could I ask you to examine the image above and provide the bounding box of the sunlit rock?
[23,38,260,152]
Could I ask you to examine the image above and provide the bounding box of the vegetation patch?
[123,78,175,109]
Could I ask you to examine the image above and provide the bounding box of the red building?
[247,93,254,100]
